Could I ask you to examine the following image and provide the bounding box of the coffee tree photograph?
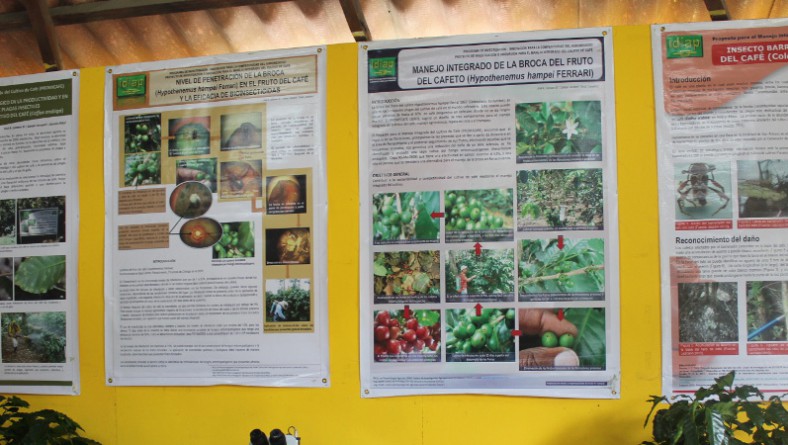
[517,168,603,231]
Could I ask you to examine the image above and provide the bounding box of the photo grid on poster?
[654,19,788,396]
[104,48,329,387]
[0,71,81,395]
[360,29,621,398]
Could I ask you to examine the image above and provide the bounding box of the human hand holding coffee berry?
[518,309,580,368]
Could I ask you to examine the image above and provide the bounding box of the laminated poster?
[359,29,621,398]
[104,48,329,386]
[654,19,788,396]
[0,70,80,394]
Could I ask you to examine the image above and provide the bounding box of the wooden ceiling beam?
[703,0,730,20]
[338,0,370,41]
[24,0,63,71]
[0,0,290,30]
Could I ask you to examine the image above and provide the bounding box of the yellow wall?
[20,25,662,444]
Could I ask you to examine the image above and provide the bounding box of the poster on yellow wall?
[654,19,788,396]
[0,70,80,394]
[104,48,329,386]
[359,29,621,398]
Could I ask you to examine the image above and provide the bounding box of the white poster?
[359,29,620,398]
[654,19,788,396]
[104,48,329,386]
[0,71,80,394]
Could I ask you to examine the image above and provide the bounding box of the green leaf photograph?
[518,238,604,299]
[517,168,603,230]
[642,371,788,445]
[515,101,602,161]
[372,191,440,243]
[373,250,440,303]
[13,255,66,301]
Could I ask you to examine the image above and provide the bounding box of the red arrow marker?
[557,308,564,321]
[511,329,521,337]
[431,211,444,218]
[404,305,411,319]
[474,303,483,316]
[474,242,482,256]
[557,235,564,250]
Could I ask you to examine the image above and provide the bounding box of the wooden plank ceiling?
[0,0,787,77]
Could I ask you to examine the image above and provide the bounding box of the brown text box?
[118,223,169,250]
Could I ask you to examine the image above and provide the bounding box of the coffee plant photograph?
[515,100,602,161]
[213,222,254,259]
[373,309,441,361]
[1,312,67,364]
[444,188,513,232]
[0,257,12,301]
[373,250,440,303]
[445,248,514,298]
[517,168,603,230]
[124,113,161,153]
[372,191,440,243]
[518,238,604,298]
[124,151,161,187]
[265,279,311,322]
[747,281,788,342]
[518,307,606,370]
[0,199,14,245]
[445,308,516,360]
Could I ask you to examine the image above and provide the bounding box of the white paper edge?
[0,69,81,395]
[103,47,330,387]
[358,27,621,398]
[651,18,788,397]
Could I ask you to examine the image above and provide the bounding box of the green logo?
[666,35,703,59]
[369,57,396,78]
[116,74,146,97]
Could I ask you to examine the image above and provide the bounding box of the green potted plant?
[0,395,101,444]
[642,371,788,445]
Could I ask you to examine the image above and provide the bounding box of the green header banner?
[369,57,397,78]
[666,35,703,59]
[0,79,72,126]
[116,74,146,98]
